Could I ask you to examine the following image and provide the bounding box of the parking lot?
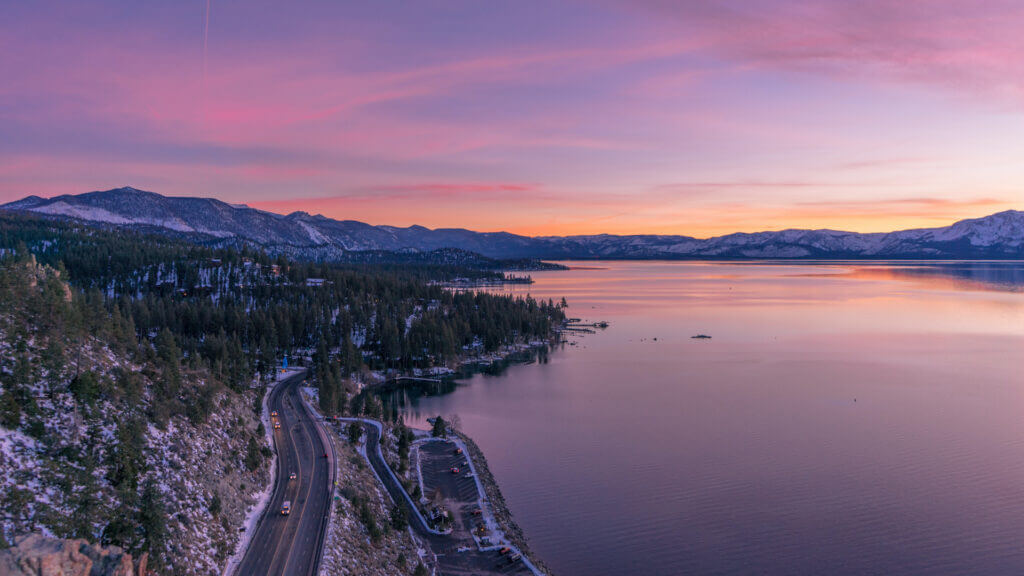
[417,439,535,576]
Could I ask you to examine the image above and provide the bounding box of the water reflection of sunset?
[482,261,1024,338]
[402,260,1024,576]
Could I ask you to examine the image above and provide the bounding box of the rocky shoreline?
[455,431,553,576]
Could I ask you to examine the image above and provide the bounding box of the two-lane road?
[354,421,536,575]
[358,421,434,536]
[237,371,332,576]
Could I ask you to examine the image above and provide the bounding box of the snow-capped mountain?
[3,187,1023,259]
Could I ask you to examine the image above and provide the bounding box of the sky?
[1,0,1023,237]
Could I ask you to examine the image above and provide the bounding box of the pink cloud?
[3,1,1022,236]
[625,0,1024,107]
[371,183,537,195]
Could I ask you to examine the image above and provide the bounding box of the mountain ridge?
[3,187,1023,260]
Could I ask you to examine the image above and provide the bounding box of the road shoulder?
[224,369,302,575]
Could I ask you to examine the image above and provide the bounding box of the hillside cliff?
[0,255,271,575]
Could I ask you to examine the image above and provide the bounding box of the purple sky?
[2,1,1022,236]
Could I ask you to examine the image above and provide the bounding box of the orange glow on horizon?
[247,196,1020,238]
[6,3,1024,236]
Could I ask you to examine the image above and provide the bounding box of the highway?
[236,371,333,576]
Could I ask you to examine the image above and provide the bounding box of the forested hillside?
[0,213,566,573]
[6,187,1024,260]
[0,214,565,392]
[0,254,271,575]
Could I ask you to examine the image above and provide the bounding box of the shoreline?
[354,326,576,574]
[367,334,564,393]
[455,430,554,576]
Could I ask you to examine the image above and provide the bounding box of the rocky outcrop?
[0,534,136,576]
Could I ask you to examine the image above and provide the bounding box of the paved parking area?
[417,439,535,576]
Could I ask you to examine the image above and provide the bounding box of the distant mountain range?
[3,187,1024,260]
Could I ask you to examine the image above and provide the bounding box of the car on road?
[280,501,291,516]
[454,447,463,455]
[498,547,511,555]
[273,421,281,430]
[289,472,297,480]
[271,410,278,417]
[450,466,460,474]
[465,472,474,479]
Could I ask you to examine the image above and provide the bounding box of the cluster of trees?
[338,475,409,545]
[0,250,141,432]
[395,419,413,474]
[0,254,184,568]
[0,213,569,421]
[315,339,348,415]
[0,215,566,407]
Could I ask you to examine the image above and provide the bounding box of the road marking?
[265,379,303,575]
[279,383,321,576]
[238,375,298,576]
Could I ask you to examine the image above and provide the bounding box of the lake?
[397,261,1024,576]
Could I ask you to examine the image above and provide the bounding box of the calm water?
[398,261,1024,576]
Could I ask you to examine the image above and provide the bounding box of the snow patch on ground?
[223,379,279,576]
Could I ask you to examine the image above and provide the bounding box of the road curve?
[356,420,435,536]
[237,372,333,576]
[347,419,541,575]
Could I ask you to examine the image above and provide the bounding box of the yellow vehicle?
[280,501,291,516]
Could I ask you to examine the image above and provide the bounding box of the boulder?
[0,534,135,576]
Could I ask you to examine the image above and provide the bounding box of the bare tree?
[446,413,462,433]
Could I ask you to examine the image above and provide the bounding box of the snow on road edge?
[222,368,305,576]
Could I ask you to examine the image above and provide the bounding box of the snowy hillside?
[3,187,1023,259]
[0,257,272,575]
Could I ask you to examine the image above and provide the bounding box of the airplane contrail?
[203,0,210,84]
